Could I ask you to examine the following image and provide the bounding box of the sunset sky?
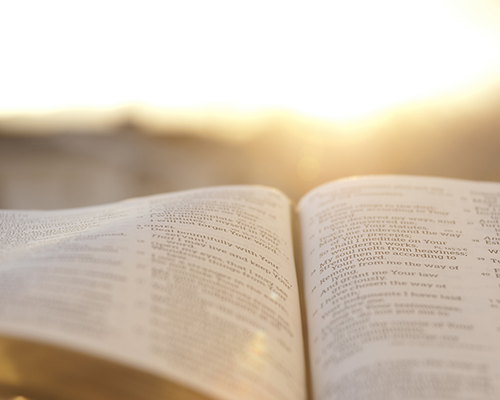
[1,0,500,122]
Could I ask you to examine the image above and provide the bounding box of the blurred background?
[1,0,500,209]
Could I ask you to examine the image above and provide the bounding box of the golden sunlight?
[1,0,500,122]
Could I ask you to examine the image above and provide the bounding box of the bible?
[1,175,499,400]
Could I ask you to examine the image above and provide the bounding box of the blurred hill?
[1,92,500,209]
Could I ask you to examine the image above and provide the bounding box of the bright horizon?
[1,0,500,123]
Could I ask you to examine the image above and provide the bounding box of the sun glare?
[1,0,500,122]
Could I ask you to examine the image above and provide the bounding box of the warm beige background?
[1,96,500,210]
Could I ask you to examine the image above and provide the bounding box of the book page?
[0,186,305,400]
[299,176,500,400]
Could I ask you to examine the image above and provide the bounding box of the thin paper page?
[0,186,305,400]
[299,176,500,400]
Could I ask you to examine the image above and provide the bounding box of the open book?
[1,175,499,400]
